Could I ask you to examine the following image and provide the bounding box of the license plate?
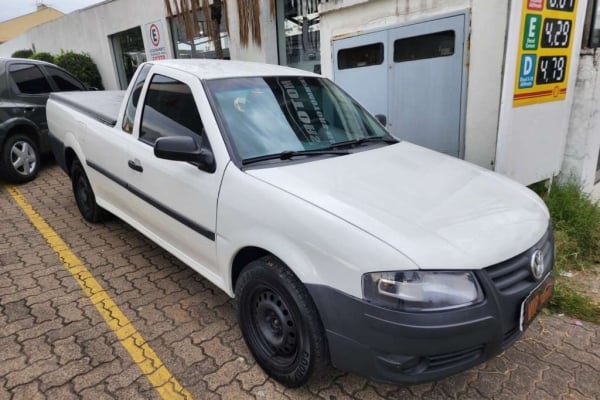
[519,275,555,331]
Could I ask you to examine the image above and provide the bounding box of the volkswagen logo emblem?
[530,250,545,280]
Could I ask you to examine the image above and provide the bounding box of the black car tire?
[1,133,40,183]
[235,256,328,387]
[71,159,108,222]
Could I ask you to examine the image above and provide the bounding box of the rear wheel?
[71,159,108,222]
[1,134,40,183]
[235,256,328,387]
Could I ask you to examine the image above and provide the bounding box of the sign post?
[513,0,577,107]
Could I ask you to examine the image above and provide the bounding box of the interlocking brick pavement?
[1,164,599,399]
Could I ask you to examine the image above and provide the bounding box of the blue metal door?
[389,15,465,157]
[332,14,466,157]
[333,31,388,118]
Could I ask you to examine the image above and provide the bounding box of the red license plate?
[520,276,554,331]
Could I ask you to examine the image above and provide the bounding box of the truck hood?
[247,142,550,269]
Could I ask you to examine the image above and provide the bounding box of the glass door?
[111,27,147,89]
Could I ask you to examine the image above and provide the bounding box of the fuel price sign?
[513,0,578,107]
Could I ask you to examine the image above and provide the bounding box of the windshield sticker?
[279,78,334,143]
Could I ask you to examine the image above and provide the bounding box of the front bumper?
[307,226,554,384]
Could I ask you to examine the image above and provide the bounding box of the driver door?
[126,68,223,284]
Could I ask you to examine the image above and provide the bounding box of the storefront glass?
[170,10,230,59]
[277,0,321,73]
[111,27,147,89]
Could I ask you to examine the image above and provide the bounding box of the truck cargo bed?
[50,91,125,127]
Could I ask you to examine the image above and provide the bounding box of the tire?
[1,134,40,183]
[235,256,328,387]
[70,159,108,222]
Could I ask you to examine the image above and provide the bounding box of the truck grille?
[485,227,554,295]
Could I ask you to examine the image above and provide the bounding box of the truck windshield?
[205,76,392,163]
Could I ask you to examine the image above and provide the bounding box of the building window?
[338,43,384,70]
[394,31,455,63]
[111,27,147,89]
[584,0,600,47]
[277,0,321,73]
[170,10,230,59]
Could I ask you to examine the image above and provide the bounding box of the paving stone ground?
[1,164,599,400]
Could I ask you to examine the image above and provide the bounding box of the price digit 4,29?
[542,18,571,48]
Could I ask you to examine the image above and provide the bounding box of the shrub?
[548,281,600,324]
[30,52,55,64]
[55,50,103,89]
[11,49,33,58]
[544,180,600,266]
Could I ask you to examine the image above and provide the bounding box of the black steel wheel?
[70,159,108,222]
[235,256,328,387]
[0,133,40,183]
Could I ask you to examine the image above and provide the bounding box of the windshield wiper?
[242,149,350,165]
[328,136,399,149]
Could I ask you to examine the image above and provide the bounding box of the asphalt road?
[1,164,599,399]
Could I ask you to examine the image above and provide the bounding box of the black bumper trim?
[307,283,506,384]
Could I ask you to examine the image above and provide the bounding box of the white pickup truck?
[47,60,554,387]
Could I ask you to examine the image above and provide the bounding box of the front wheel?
[235,256,328,387]
[70,159,108,223]
[1,134,40,183]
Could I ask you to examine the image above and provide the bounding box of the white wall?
[562,49,600,193]
[0,0,172,90]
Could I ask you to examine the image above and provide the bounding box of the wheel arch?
[1,119,41,147]
[230,246,273,291]
[229,245,319,298]
[59,131,86,176]
[64,147,78,175]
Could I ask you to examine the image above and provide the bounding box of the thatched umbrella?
[164,0,271,57]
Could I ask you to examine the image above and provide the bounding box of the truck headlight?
[362,271,483,312]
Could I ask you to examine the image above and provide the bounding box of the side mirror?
[375,114,387,126]
[154,136,216,173]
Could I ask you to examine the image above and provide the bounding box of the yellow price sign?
[513,0,577,107]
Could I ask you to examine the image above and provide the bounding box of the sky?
[0,0,106,23]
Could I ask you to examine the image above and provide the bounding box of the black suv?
[0,58,86,183]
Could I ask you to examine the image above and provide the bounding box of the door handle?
[128,160,143,172]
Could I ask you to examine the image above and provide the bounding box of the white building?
[1,0,599,196]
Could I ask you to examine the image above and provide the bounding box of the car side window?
[8,63,52,95]
[45,66,85,91]
[139,74,205,145]
[122,64,152,134]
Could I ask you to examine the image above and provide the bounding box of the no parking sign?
[149,23,161,47]
[144,20,168,61]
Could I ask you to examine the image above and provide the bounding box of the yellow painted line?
[7,186,193,400]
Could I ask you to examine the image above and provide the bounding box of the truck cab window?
[122,63,151,133]
[8,63,52,95]
[139,74,205,145]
